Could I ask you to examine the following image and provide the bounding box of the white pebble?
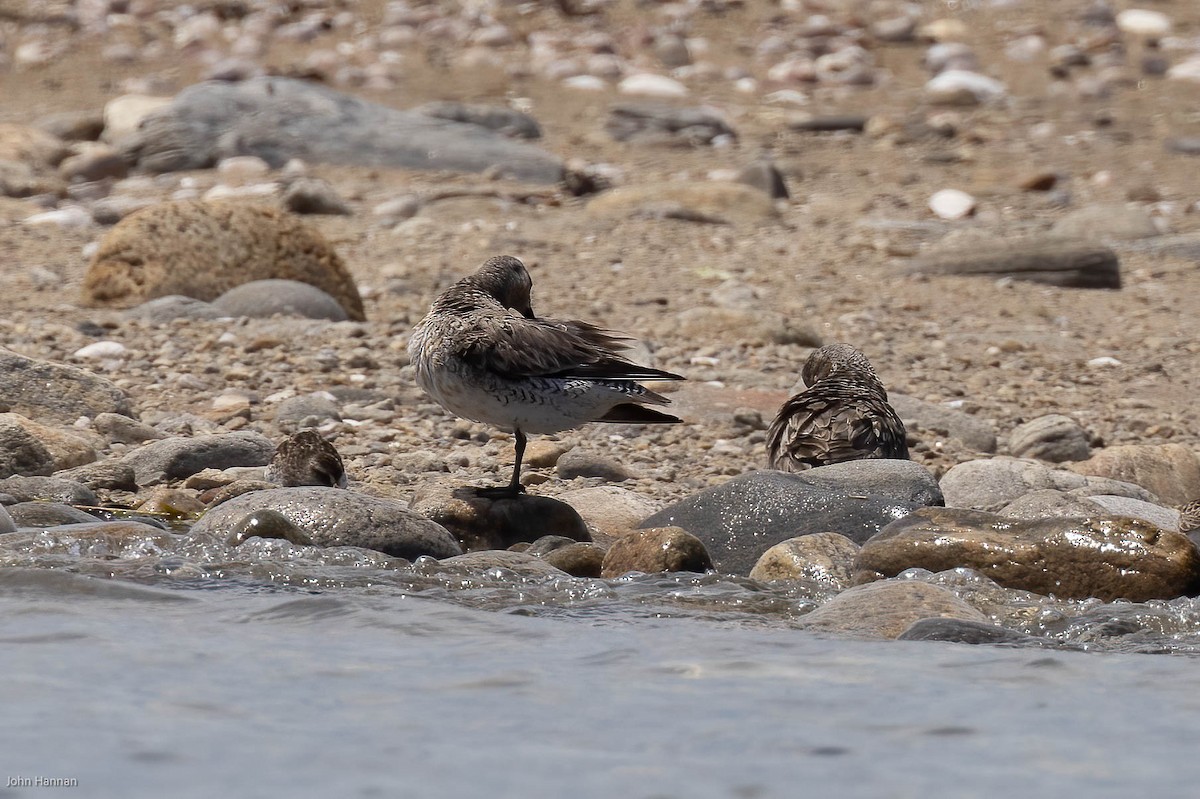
[1087,356,1122,368]
[764,89,809,106]
[562,75,608,92]
[24,206,93,229]
[1115,9,1171,38]
[1166,57,1200,83]
[74,341,127,359]
[211,393,251,411]
[929,189,976,220]
[204,183,278,200]
[618,73,689,98]
[925,70,1007,105]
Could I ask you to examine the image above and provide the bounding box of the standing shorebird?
[408,255,684,498]
[266,430,349,488]
[766,343,909,472]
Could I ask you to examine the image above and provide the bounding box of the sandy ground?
[1,0,1199,500]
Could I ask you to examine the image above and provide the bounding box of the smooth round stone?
[123,295,224,322]
[73,340,127,359]
[600,526,712,577]
[1008,414,1091,463]
[410,480,590,552]
[618,73,689,98]
[24,206,93,229]
[216,155,272,186]
[7,502,97,528]
[538,541,606,578]
[562,75,608,92]
[556,450,636,482]
[212,279,350,322]
[1167,58,1200,84]
[749,533,859,589]
[800,580,988,639]
[1115,9,1171,37]
[929,188,976,220]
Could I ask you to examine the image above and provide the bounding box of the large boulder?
[117,77,563,183]
[855,506,1200,601]
[191,487,462,560]
[82,200,365,320]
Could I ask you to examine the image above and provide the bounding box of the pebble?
[1114,9,1171,38]
[925,70,1007,105]
[928,189,976,220]
[617,73,689,98]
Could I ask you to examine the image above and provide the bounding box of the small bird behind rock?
[408,254,685,498]
[1177,500,1200,534]
[265,430,348,488]
[766,343,909,472]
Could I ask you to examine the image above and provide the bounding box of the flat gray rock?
[120,77,563,184]
[639,470,922,576]
[1051,204,1160,242]
[212,279,349,322]
[1086,495,1182,533]
[0,505,14,534]
[782,459,944,506]
[604,101,736,145]
[0,347,132,424]
[413,101,542,140]
[7,501,97,528]
[121,431,276,486]
[123,295,225,323]
[191,487,462,560]
[900,237,1121,289]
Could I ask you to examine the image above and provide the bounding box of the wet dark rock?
[604,102,736,146]
[438,550,566,577]
[640,470,922,575]
[121,431,277,486]
[119,77,562,183]
[212,279,350,322]
[749,533,859,590]
[855,507,1200,601]
[281,177,352,216]
[538,540,606,577]
[786,459,944,506]
[600,526,712,577]
[897,617,1046,646]
[6,502,97,528]
[226,508,315,546]
[409,480,591,551]
[900,237,1121,289]
[889,394,997,453]
[1008,414,1092,463]
[413,101,542,140]
[0,347,132,424]
[192,487,462,560]
[940,456,1158,512]
[0,475,98,506]
[800,580,989,639]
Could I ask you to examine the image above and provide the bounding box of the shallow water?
[4,532,1200,797]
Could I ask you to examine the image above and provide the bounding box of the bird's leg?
[474,429,528,499]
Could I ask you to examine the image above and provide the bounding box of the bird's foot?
[472,483,527,500]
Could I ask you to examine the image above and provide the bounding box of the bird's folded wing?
[462,313,683,381]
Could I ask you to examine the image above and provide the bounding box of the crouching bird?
[766,343,909,471]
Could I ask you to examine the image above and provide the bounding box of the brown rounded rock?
[855,506,1200,601]
[539,541,606,578]
[749,533,860,589]
[82,200,365,320]
[600,526,713,577]
[800,580,988,639]
[1067,444,1200,506]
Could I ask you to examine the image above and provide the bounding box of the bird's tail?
[598,404,683,424]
